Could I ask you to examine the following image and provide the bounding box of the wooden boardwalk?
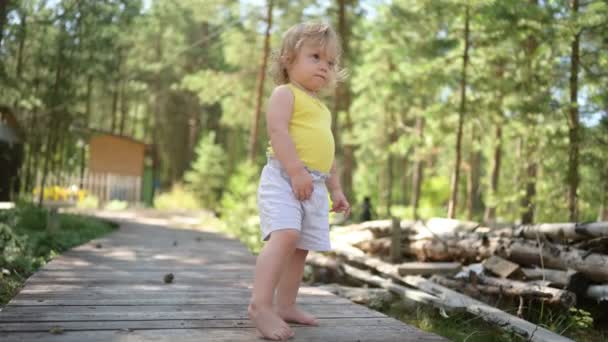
[0,214,448,341]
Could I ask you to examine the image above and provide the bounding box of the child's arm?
[266,86,313,201]
[326,161,351,217]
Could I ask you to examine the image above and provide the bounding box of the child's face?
[287,40,336,93]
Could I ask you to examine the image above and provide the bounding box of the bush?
[154,184,202,211]
[0,203,116,305]
[77,195,99,209]
[104,200,129,211]
[219,162,262,253]
[183,132,227,211]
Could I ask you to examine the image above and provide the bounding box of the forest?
[2,0,607,225]
[1,1,608,340]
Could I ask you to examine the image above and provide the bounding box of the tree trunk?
[567,0,580,222]
[335,0,354,201]
[521,161,537,224]
[384,109,397,217]
[466,126,481,220]
[14,9,27,88]
[110,84,119,133]
[119,79,128,136]
[248,0,273,162]
[520,0,539,224]
[600,175,608,221]
[484,124,502,224]
[80,74,93,187]
[448,4,470,219]
[110,52,123,133]
[411,117,425,220]
[0,0,8,46]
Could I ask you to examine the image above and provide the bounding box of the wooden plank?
[9,295,351,306]
[482,255,521,278]
[0,325,447,342]
[0,317,396,332]
[0,304,385,322]
[390,217,402,262]
[0,214,446,342]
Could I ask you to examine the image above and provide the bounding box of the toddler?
[248,22,350,340]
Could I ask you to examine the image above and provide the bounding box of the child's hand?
[330,190,351,218]
[290,169,314,201]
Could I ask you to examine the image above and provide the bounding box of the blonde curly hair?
[269,22,346,91]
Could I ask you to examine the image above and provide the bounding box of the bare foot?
[249,303,294,340]
[276,305,318,326]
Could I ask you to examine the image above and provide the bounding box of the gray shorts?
[257,158,332,251]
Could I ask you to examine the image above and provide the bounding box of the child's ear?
[280,54,289,66]
[281,52,295,66]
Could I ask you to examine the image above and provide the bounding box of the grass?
[0,203,117,306]
[383,302,524,342]
[375,297,607,342]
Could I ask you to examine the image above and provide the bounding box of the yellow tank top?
[267,83,335,173]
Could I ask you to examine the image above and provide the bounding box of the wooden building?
[85,133,156,205]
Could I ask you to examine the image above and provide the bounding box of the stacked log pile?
[306,218,608,342]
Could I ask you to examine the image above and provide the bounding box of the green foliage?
[183,132,227,211]
[104,200,129,211]
[0,203,116,305]
[420,176,450,210]
[154,184,202,211]
[219,162,262,253]
[77,195,100,210]
[568,307,594,330]
[384,303,523,342]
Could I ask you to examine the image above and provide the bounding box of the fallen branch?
[340,264,450,308]
[403,275,574,342]
[476,274,576,307]
[317,284,395,307]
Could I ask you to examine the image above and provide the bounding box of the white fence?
[35,172,141,204]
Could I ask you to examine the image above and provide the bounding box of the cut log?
[354,237,391,256]
[521,267,573,288]
[482,255,521,278]
[405,236,494,262]
[332,243,574,341]
[403,275,574,342]
[586,285,608,302]
[476,274,576,307]
[332,229,376,246]
[430,275,575,307]
[396,236,608,282]
[516,222,608,240]
[430,275,562,304]
[496,239,608,282]
[397,262,461,276]
[412,217,481,240]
